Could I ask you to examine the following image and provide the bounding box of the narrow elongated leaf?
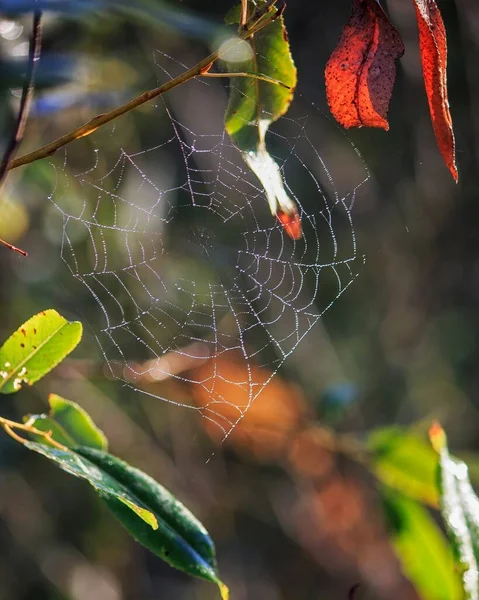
[325,0,404,130]
[430,423,479,600]
[0,310,82,394]
[25,442,158,529]
[224,2,299,238]
[381,486,461,600]
[24,442,228,598]
[24,393,107,450]
[412,0,458,181]
[76,447,217,570]
[368,426,439,506]
[78,448,229,598]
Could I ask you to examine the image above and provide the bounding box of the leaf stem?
[202,71,291,89]
[2,423,26,445]
[242,0,280,33]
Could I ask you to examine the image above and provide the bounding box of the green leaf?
[24,442,228,598]
[224,2,298,219]
[224,3,296,147]
[25,442,158,528]
[0,310,82,394]
[24,394,107,450]
[431,423,479,600]
[381,486,462,600]
[224,3,242,25]
[368,426,439,506]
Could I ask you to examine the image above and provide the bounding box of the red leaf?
[277,209,302,240]
[325,0,404,130]
[413,0,458,181]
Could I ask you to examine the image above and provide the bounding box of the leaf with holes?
[381,486,462,600]
[24,393,107,450]
[0,310,82,394]
[368,426,439,506]
[430,423,479,600]
[413,0,458,181]
[325,0,404,130]
[224,1,300,239]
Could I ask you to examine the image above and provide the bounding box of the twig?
[2,423,27,445]
[0,11,42,257]
[6,50,219,171]
[241,0,279,31]
[0,12,42,182]
[6,7,280,173]
[240,0,249,27]
[0,239,28,257]
[0,416,68,451]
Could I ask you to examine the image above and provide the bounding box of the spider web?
[48,53,369,440]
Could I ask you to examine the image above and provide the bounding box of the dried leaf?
[277,209,302,241]
[413,0,458,181]
[325,0,404,130]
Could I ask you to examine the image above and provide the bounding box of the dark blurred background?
[0,0,477,598]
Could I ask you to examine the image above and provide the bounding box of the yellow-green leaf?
[0,310,82,394]
[368,426,439,506]
[381,486,462,600]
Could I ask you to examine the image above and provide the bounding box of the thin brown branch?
[0,239,28,256]
[240,0,249,27]
[5,7,281,173]
[0,12,42,183]
[2,423,27,445]
[6,50,218,171]
[0,11,42,257]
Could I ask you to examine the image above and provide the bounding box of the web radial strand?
[47,72,368,440]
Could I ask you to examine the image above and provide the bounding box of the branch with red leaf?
[325,0,457,181]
